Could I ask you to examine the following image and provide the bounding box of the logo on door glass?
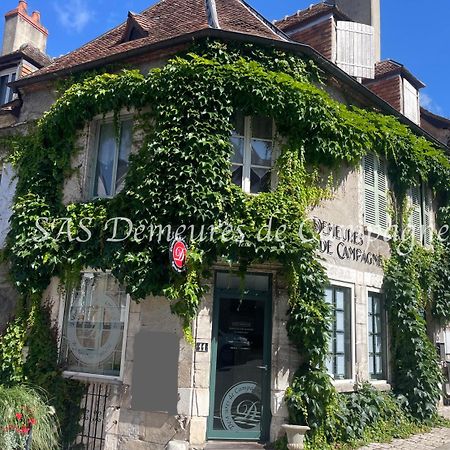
[220,382,261,431]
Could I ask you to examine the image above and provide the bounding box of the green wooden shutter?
[409,184,422,242]
[377,158,388,230]
[422,185,432,246]
[364,154,377,226]
[364,153,388,230]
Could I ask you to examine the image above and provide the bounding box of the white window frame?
[326,280,356,384]
[88,113,134,200]
[58,270,131,382]
[0,68,17,105]
[362,153,389,235]
[367,289,389,381]
[232,116,277,194]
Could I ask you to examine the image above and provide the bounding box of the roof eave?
[11,28,447,151]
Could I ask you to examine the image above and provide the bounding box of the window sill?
[369,380,391,391]
[332,379,356,392]
[63,371,123,385]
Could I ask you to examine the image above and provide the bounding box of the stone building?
[0,0,50,333]
[1,0,449,449]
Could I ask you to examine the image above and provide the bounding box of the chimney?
[333,0,381,61]
[2,0,48,55]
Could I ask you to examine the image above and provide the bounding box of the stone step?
[205,442,271,449]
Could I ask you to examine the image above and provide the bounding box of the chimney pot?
[18,0,27,13]
[31,11,41,24]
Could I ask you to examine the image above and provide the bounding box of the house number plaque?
[196,342,209,353]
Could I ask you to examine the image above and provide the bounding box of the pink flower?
[15,413,22,420]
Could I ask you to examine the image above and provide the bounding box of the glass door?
[207,273,272,441]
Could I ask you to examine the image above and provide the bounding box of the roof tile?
[22,0,286,82]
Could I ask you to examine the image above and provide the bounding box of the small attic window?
[127,26,147,41]
[121,12,149,43]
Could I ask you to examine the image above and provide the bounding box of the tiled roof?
[275,3,351,31]
[21,0,287,82]
[421,108,450,128]
[375,59,425,89]
[0,43,52,69]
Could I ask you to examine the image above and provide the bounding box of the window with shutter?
[363,153,388,231]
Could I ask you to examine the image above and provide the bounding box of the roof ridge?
[238,0,289,41]
[206,0,220,29]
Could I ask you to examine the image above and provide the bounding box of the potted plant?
[281,424,310,450]
[0,385,59,450]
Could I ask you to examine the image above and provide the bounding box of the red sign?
[170,240,188,273]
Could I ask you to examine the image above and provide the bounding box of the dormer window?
[121,12,149,43]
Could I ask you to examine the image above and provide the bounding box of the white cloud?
[54,0,93,33]
[420,92,444,116]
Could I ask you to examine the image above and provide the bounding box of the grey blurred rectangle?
[131,331,179,414]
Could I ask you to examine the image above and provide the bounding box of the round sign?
[220,382,262,431]
[170,239,188,273]
[67,292,122,366]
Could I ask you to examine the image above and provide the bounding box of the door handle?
[257,365,268,371]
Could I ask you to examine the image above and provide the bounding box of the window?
[368,292,387,380]
[363,153,388,231]
[92,119,133,198]
[231,113,274,194]
[408,183,433,246]
[325,286,352,380]
[0,71,16,105]
[60,272,129,377]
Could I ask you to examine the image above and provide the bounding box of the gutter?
[11,28,448,151]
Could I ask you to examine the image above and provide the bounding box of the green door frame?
[207,280,273,442]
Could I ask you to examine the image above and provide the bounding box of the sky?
[1,0,449,117]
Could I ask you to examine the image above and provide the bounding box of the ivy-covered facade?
[1,1,450,449]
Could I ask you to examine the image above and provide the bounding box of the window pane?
[325,288,333,304]
[60,273,128,377]
[336,311,344,331]
[252,116,273,140]
[336,355,345,378]
[250,167,271,194]
[233,111,245,137]
[0,76,8,105]
[231,137,244,164]
[251,140,272,167]
[94,122,116,198]
[231,165,243,188]
[7,73,15,102]
[335,290,345,310]
[336,333,345,353]
[375,335,382,353]
[116,120,132,193]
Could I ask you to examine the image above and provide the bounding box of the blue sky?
[1,0,449,117]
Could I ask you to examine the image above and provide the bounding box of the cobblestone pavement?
[358,408,450,450]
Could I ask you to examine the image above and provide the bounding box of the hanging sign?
[170,239,188,273]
